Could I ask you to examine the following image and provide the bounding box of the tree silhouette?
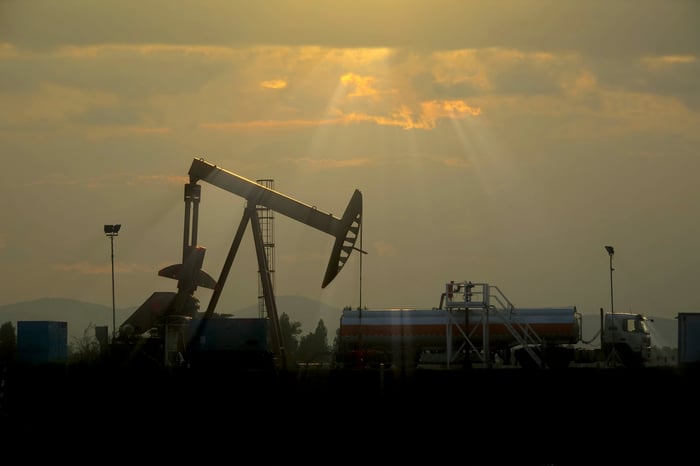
[279,312,302,366]
[296,319,331,364]
[67,323,102,365]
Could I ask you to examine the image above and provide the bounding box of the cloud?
[2,1,697,58]
[292,158,371,169]
[341,73,384,99]
[642,55,697,68]
[261,79,288,90]
[199,98,480,132]
[3,36,694,141]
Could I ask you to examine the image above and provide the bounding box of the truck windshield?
[625,318,649,333]
[622,318,649,334]
[634,319,649,334]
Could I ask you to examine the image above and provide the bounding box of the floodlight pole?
[105,224,121,341]
[605,245,615,317]
[110,234,116,341]
[604,245,620,366]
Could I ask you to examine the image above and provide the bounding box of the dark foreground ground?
[2,363,698,462]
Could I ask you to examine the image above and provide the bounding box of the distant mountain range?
[0,297,678,349]
[0,296,344,345]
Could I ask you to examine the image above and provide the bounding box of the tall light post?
[104,224,121,341]
[604,245,619,366]
[604,245,615,315]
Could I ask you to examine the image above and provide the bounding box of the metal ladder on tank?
[444,281,545,369]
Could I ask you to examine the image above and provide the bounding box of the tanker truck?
[334,281,652,370]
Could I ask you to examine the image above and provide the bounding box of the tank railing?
[506,311,544,346]
[479,284,545,359]
[488,305,544,368]
[444,281,522,314]
[443,281,546,368]
[444,281,487,308]
[488,294,511,314]
[485,285,516,314]
[445,306,546,368]
[444,282,499,368]
[473,283,545,353]
[487,285,545,349]
[488,284,544,366]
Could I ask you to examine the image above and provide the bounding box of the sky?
[1,0,699,334]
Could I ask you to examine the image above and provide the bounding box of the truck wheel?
[514,347,541,369]
[616,345,643,368]
[543,347,573,370]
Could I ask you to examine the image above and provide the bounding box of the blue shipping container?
[17,321,68,364]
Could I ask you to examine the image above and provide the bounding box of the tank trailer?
[335,281,652,369]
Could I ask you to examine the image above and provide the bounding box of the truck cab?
[602,312,652,367]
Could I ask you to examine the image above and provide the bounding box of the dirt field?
[2,363,697,460]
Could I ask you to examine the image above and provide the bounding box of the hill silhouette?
[0,296,343,344]
[0,298,122,343]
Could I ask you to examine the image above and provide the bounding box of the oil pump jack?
[112,157,364,370]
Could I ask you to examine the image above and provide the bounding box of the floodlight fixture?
[605,245,614,256]
[104,224,121,235]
